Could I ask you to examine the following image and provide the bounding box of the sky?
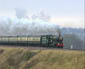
[0,0,84,28]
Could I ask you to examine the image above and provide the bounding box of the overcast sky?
[0,0,84,28]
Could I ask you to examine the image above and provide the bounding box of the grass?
[0,47,85,69]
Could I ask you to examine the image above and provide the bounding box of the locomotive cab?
[47,35,64,48]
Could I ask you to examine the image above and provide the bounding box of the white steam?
[0,17,59,36]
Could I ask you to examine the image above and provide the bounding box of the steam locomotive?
[0,34,64,48]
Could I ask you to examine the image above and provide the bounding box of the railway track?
[0,45,61,50]
[0,45,85,51]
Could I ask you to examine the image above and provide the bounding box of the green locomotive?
[0,35,64,48]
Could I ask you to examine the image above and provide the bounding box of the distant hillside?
[0,47,85,69]
[60,28,85,40]
[60,28,85,50]
[63,34,85,50]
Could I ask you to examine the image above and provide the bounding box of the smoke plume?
[0,17,59,36]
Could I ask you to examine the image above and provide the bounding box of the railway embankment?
[0,47,85,69]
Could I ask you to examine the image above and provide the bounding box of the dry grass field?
[0,46,85,69]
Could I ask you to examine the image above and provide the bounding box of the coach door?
[41,36,48,46]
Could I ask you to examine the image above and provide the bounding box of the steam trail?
[0,17,59,36]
